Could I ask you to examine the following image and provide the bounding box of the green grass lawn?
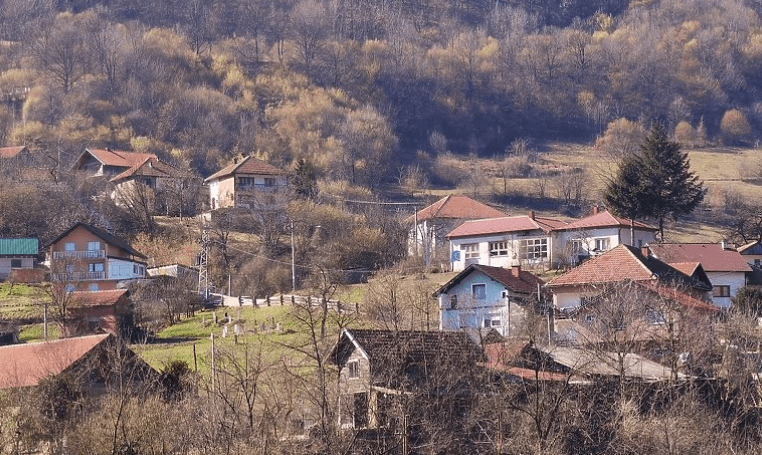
[134,303,352,374]
[0,283,48,320]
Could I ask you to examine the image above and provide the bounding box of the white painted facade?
[107,258,145,281]
[706,271,746,309]
[449,233,552,272]
[437,269,529,337]
[551,227,656,266]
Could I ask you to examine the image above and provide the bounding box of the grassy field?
[0,283,47,320]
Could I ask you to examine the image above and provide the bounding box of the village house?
[204,155,288,209]
[0,237,38,280]
[71,148,158,176]
[648,243,752,308]
[109,156,194,208]
[406,195,506,265]
[48,223,147,292]
[737,240,762,266]
[330,328,484,431]
[550,207,658,267]
[64,289,131,336]
[548,244,712,312]
[433,264,545,338]
[0,333,159,391]
[447,211,566,272]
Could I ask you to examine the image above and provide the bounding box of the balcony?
[52,250,106,260]
[52,271,106,281]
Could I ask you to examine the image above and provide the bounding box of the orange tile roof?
[85,149,157,167]
[548,244,707,290]
[649,243,752,273]
[204,155,287,182]
[405,195,506,224]
[669,262,702,276]
[640,282,718,313]
[110,157,191,182]
[0,146,26,159]
[0,334,110,389]
[435,264,545,296]
[557,210,656,231]
[69,289,128,307]
[447,215,567,238]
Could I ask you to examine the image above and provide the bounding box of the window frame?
[10,259,21,268]
[713,285,731,298]
[462,243,480,260]
[472,283,486,300]
[520,238,548,259]
[489,241,509,257]
[347,360,359,379]
[594,237,610,252]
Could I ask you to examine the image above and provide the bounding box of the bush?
[596,118,645,159]
[720,109,751,144]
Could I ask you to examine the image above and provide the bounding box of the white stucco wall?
[449,233,551,272]
[108,258,145,280]
[552,227,656,266]
[707,271,746,309]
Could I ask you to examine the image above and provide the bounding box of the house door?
[353,392,369,429]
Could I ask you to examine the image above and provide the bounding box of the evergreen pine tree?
[605,123,706,241]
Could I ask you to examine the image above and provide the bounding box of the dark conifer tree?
[605,123,706,241]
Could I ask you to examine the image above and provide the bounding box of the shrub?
[720,109,751,143]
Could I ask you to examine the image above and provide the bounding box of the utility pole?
[198,220,210,297]
[291,220,296,292]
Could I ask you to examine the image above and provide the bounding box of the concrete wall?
[707,271,746,309]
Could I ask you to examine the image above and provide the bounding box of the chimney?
[233,157,238,164]
[592,205,599,215]
[511,265,521,277]
[721,240,727,250]
[528,210,535,220]
[641,245,650,258]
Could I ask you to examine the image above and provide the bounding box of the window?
[501,290,509,299]
[459,313,470,328]
[88,283,99,291]
[484,314,501,327]
[472,284,486,300]
[65,284,76,293]
[238,177,256,186]
[347,360,359,379]
[570,239,583,254]
[450,294,458,309]
[88,241,101,250]
[713,285,731,298]
[520,238,548,259]
[65,242,75,251]
[264,177,275,187]
[462,244,480,260]
[88,263,104,272]
[489,241,509,257]
[756,259,761,266]
[594,238,610,252]
[10,259,21,268]
[134,264,144,275]
[583,314,595,324]
[647,309,665,325]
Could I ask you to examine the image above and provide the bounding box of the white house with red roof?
[433,264,545,337]
[548,244,713,312]
[109,156,194,209]
[446,211,566,271]
[72,148,158,176]
[550,207,657,266]
[405,195,506,263]
[648,243,752,308]
[204,155,288,209]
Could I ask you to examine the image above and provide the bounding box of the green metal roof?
[0,238,38,256]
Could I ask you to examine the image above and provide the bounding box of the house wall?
[739,244,762,266]
[408,219,460,263]
[216,176,236,208]
[338,347,373,428]
[552,228,656,266]
[707,271,746,309]
[552,286,605,312]
[449,232,551,272]
[50,226,144,291]
[0,257,34,278]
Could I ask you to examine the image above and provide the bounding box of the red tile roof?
[204,155,287,182]
[0,334,109,389]
[0,146,27,159]
[669,262,702,277]
[549,244,708,291]
[405,195,506,224]
[434,264,545,296]
[84,149,157,167]
[648,243,752,273]
[556,210,656,231]
[48,222,146,259]
[70,289,128,307]
[447,215,567,238]
[640,282,718,313]
[110,157,191,182]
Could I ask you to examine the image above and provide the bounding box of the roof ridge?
[622,244,656,279]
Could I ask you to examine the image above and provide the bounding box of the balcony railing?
[52,250,105,260]
[51,271,106,281]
